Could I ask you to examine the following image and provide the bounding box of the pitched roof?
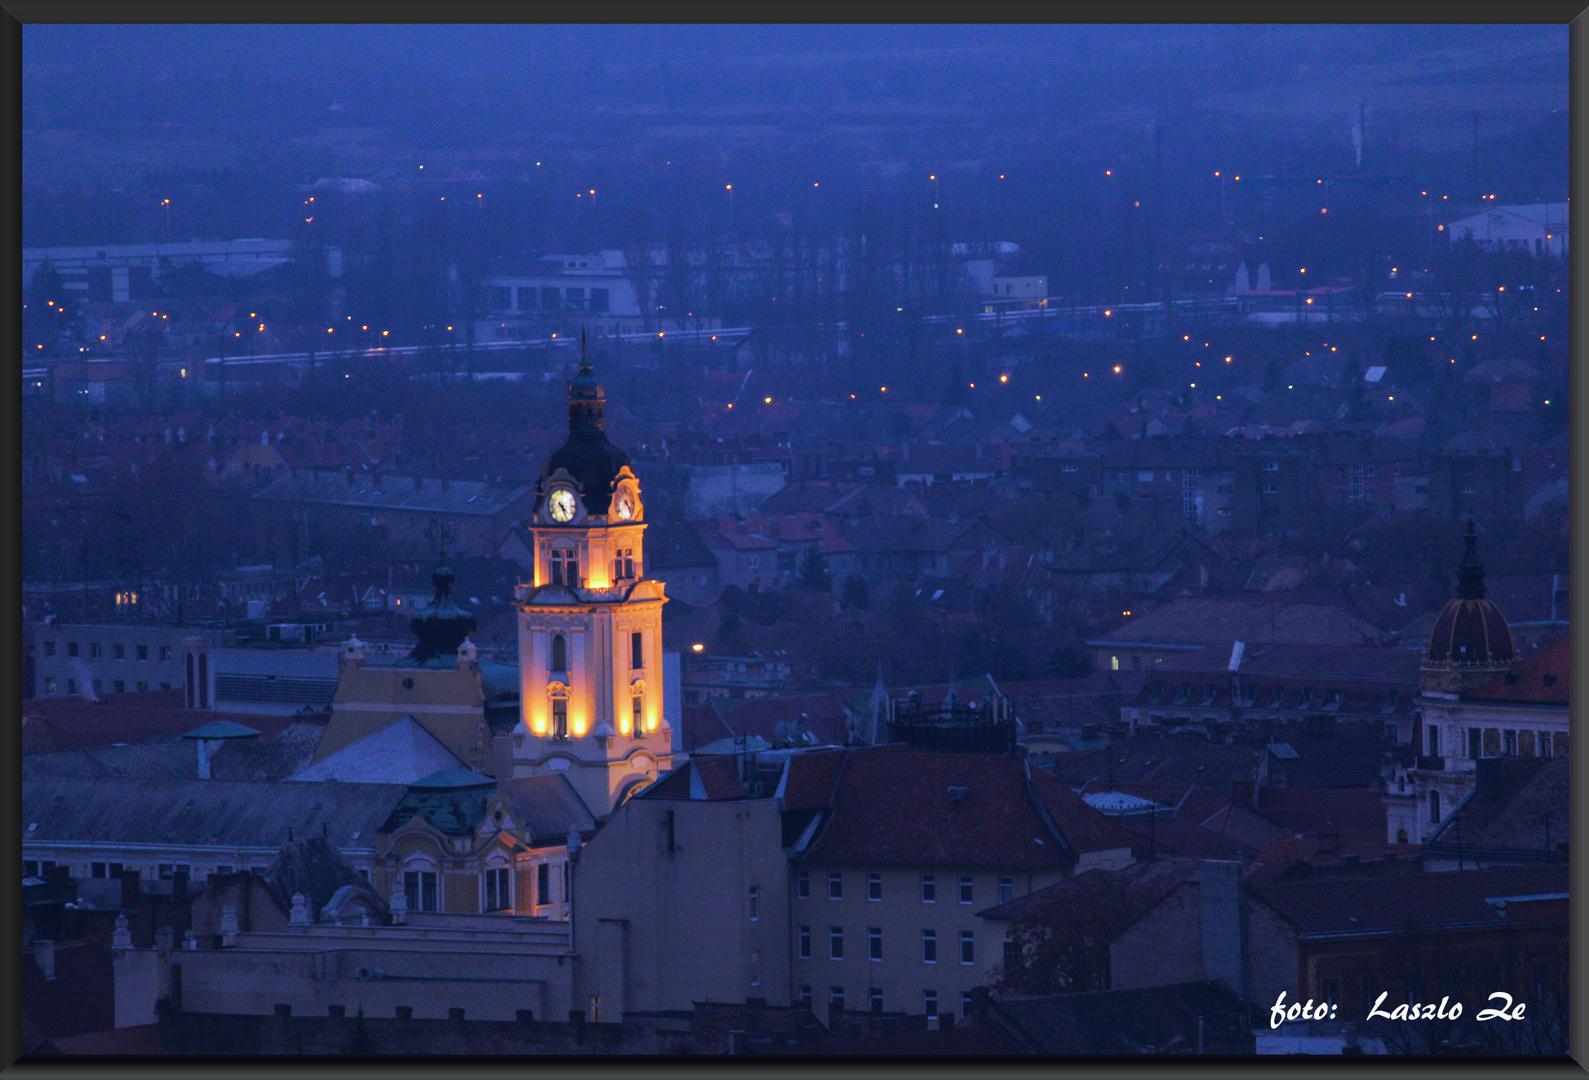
[253,470,533,515]
[699,693,851,751]
[21,776,408,849]
[1467,635,1569,704]
[497,773,597,842]
[262,835,383,920]
[23,722,323,783]
[978,856,1198,925]
[22,692,304,752]
[1090,598,1389,650]
[1427,756,1567,858]
[1253,786,1388,844]
[1250,864,1567,937]
[286,716,465,785]
[796,749,1137,870]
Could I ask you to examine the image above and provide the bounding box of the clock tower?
[511,353,673,815]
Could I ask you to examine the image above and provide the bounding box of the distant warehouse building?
[23,239,342,304]
[1446,202,1568,258]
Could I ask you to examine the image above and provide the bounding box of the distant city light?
[692,643,704,652]
[1113,365,1122,373]
[999,374,1008,383]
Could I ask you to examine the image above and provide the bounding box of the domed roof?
[1425,520,1513,669]
[408,555,477,663]
[535,352,631,518]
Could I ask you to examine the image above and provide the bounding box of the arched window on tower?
[550,634,567,673]
[632,693,643,736]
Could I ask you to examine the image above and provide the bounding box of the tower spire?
[1455,517,1487,600]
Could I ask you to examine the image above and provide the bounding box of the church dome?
[535,354,631,518]
[408,557,477,663]
[1425,520,1513,670]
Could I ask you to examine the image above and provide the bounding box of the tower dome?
[408,553,477,663]
[535,349,631,518]
[1422,520,1513,693]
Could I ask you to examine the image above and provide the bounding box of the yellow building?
[507,356,675,816]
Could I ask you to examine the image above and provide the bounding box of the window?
[750,950,762,987]
[617,548,635,580]
[216,865,232,876]
[922,930,937,963]
[868,927,882,961]
[542,286,561,310]
[867,872,882,901]
[1263,483,1280,494]
[959,931,975,964]
[1468,727,1482,759]
[161,682,171,690]
[869,987,883,1013]
[829,926,844,960]
[159,646,172,661]
[920,873,936,903]
[137,644,148,660]
[959,875,973,904]
[924,990,938,1016]
[550,634,568,672]
[962,991,974,1018]
[830,986,844,1010]
[998,876,1014,904]
[550,549,578,586]
[1320,978,1340,1007]
[799,986,813,1009]
[67,679,77,694]
[1397,828,1409,844]
[1003,939,1020,971]
[1362,974,1381,1009]
[1504,730,1518,756]
[1518,730,1536,757]
[632,695,643,735]
[43,641,55,657]
[829,871,842,900]
[631,631,643,670]
[797,869,810,898]
[1483,728,1500,757]
[565,287,586,308]
[90,643,101,659]
[483,867,512,911]
[67,642,78,657]
[552,699,568,740]
[136,681,147,692]
[1540,732,1553,758]
[1429,790,1441,825]
[799,925,812,958]
[537,862,551,905]
[113,680,125,694]
[44,677,56,694]
[1111,655,1119,671]
[749,885,760,921]
[590,287,610,312]
[405,870,438,911]
[114,644,125,660]
[1426,724,1440,757]
[1263,461,1280,471]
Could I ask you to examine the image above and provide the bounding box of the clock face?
[615,490,636,521]
[548,488,578,523]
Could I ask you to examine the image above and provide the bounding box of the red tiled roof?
[1468,635,1569,704]
[23,690,303,752]
[798,749,1135,870]
[1253,786,1387,845]
[694,756,745,800]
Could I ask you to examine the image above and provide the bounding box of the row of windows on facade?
[41,641,174,661]
[796,986,979,1018]
[43,677,173,695]
[792,870,1015,905]
[1427,725,1565,761]
[25,861,567,915]
[795,924,986,966]
[492,286,612,313]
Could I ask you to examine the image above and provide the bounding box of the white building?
[1446,203,1568,258]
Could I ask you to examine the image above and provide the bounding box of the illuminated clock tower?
[511,353,673,815]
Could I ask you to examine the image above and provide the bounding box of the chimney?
[1199,860,1245,998]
